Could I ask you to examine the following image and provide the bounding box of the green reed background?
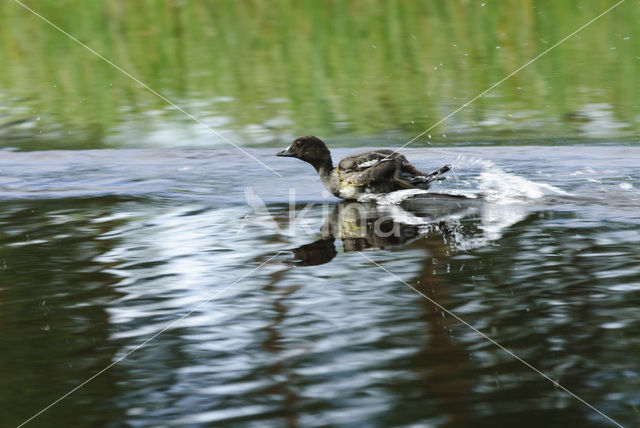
[0,0,639,149]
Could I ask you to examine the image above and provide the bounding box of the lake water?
[1,145,639,427]
[2,1,640,426]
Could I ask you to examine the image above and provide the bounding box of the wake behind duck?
[276,136,451,200]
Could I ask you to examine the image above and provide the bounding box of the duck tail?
[408,164,451,188]
[426,164,451,180]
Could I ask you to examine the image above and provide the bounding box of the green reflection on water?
[1,0,639,149]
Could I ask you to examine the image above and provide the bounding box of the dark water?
[2,146,639,427]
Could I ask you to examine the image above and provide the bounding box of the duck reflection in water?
[286,194,475,266]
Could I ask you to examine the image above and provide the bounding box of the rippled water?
[2,145,639,427]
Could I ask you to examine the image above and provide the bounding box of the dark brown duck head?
[276,135,333,172]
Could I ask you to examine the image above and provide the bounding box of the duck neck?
[311,156,334,178]
[314,157,341,197]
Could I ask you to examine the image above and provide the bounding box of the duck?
[276,135,451,200]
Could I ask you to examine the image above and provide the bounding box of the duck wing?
[337,150,405,185]
[338,150,451,189]
[338,150,407,172]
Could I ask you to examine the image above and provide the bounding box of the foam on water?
[358,188,430,204]
[478,166,570,205]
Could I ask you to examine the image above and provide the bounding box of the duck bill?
[276,148,295,157]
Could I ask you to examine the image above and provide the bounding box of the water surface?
[2,146,639,427]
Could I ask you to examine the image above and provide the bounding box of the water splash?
[478,166,570,205]
[358,154,569,206]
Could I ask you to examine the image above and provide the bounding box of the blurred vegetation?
[0,0,639,149]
